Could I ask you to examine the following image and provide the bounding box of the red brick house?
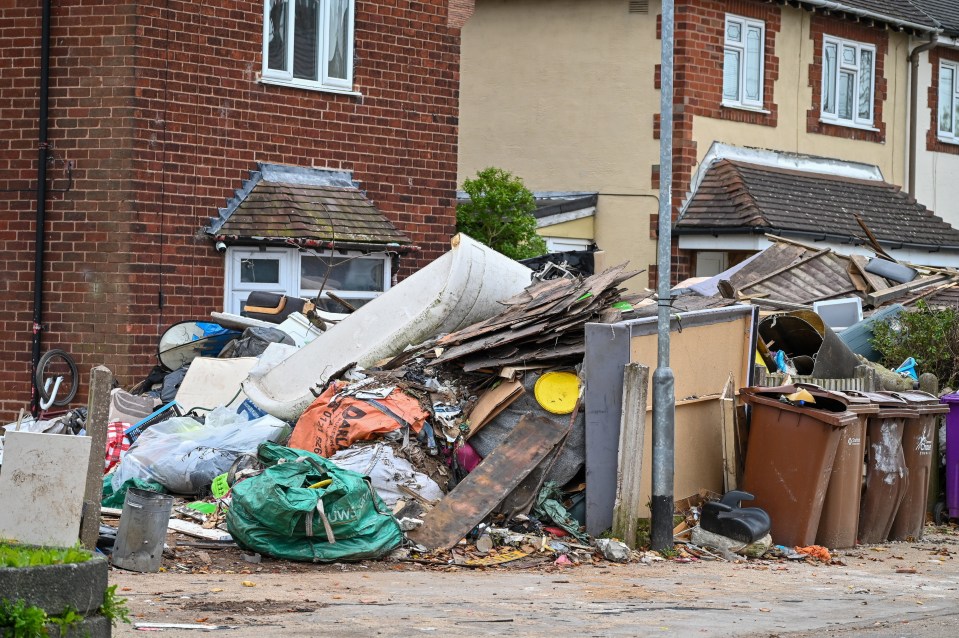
[0,0,474,416]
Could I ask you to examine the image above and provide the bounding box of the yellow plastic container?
[534,371,580,415]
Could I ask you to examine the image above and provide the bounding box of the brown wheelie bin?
[740,387,859,548]
[857,392,912,545]
[888,391,950,541]
[815,389,878,549]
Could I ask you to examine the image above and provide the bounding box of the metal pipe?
[31,0,52,415]
[651,0,676,553]
[908,36,940,196]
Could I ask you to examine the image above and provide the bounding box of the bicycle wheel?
[35,349,79,406]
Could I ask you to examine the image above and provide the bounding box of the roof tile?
[676,159,959,250]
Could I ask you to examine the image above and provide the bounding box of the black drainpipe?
[32,0,51,413]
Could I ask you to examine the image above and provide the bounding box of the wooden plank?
[866,274,953,306]
[750,298,813,311]
[612,363,649,549]
[720,374,737,493]
[81,365,113,550]
[167,518,233,542]
[407,414,569,551]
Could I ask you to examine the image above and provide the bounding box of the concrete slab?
[0,431,91,547]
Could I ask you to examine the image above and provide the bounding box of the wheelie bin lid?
[886,390,950,415]
[840,390,915,418]
[941,392,959,404]
[739,388,860,428]
[743,384,878,414]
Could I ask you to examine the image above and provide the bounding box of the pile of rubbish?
[6,230,959,572]
[39,235,648,568]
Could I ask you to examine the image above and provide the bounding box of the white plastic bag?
[113,406,289,494]
[330,443,443,507]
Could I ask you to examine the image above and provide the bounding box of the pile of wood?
[429,264,645,372]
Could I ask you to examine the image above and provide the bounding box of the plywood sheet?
[0,431,91,547]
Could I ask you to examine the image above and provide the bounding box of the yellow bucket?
[533,371,580,415]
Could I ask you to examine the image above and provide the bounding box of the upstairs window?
[722,15,765,110]
[938,61,959,144]
[821,36,875,128]
[262,0,354,92]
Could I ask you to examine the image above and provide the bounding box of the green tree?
[456,167,548,260]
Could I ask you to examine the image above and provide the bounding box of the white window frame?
[223,246,391,314]
[820,35,876,130]
[938,60,959,145]
[261,0,357,94]
[722,14,766,111]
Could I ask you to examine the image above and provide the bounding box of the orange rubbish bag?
[288,381,429,457]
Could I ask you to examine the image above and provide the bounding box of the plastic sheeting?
[112,407,290,495]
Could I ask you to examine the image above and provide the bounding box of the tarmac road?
[111,526,959,637]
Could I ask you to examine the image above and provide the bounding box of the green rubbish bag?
[226,442,403,562]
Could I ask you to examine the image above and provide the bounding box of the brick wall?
[0,0,461,416]
[654,0,781,285]
[806,15,888,143]
[927,47,959,156]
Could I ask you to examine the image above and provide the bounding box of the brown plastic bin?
[888,391,950,541]
[815,390,878,549]
[857,393,913,545]
[740,388,859,548]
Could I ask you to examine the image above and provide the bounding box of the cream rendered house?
[459,0,959,282]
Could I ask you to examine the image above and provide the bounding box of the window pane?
[240,258,281,284]
[293,0,320,80]
[745,26,762,102]
[940,66,954,134]
[726,20,742,43]
[723,49,741,101]
[327,0,351,81]
[267,0,289,72]
[823,43,837,114]
[838,71,854,120]
[301,256,385,292]
[842,45,856,66]
[858,49,873,121]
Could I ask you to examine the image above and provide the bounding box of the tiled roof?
[908,0,959,34]
[830,0,938,30]
[675,159,959,251]
[208,164,411,248]
[218,183,411,245]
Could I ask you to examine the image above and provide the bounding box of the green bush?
[871,300,959,388]
[456,167,548,260]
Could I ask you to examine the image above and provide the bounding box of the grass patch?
[0,543,91,569]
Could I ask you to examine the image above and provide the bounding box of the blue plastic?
[895,357,919,381]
